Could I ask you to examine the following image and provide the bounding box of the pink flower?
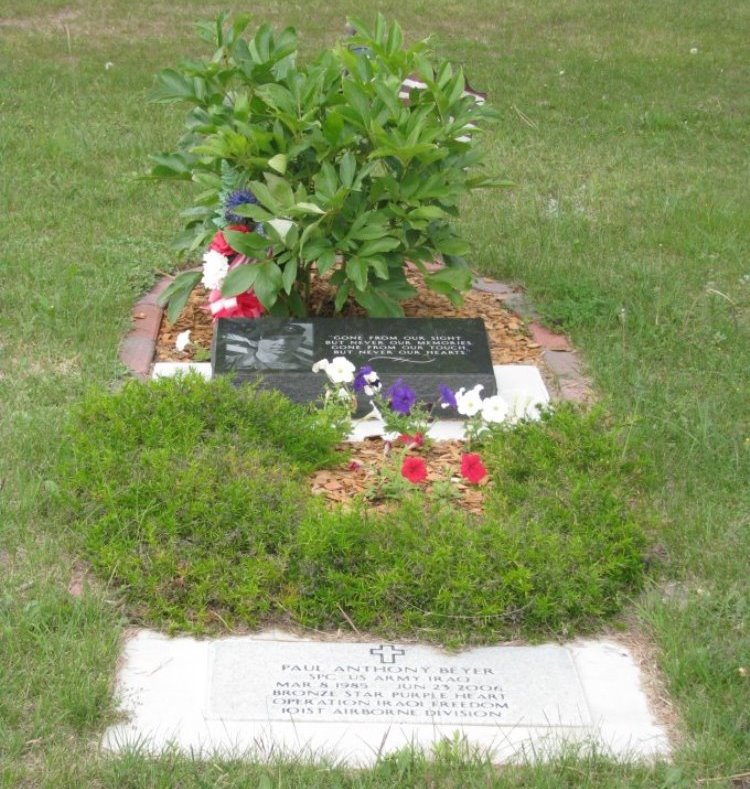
[208,288,264,321]
[209,225,250,256]
[401,456,427,484]
[460,453,487,484]
[398,433,424,448]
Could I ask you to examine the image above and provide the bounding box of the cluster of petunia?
[312,356,513,487]
[200,190,265,321]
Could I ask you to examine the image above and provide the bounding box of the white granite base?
[151,363,550,442]
[103,631,670,766]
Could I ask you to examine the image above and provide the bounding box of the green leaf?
[409,205,447,221]
[357,237,401,256]
[339,152,356,189]
[158,271,202,324]
[281,258,298,294]
[267,153,288,174]
[334,280,350,312]
[294,201,325,215]
[150,69,198,103]
[265,173,295,209]
[148,152,192,178]
[346,257,369,291]
[368,256,390,279]
[317,248,336,274]
[266,218,296,244]
[341,81,371,126]
[247,180,281,213]
[323,111,344,146]
[426,266,472,292]
[221,264,260,297]
[434,235,471,256]
[253,261,283,308]
[229,203,274,222]
[353,287,404,317]
[223,229,271,257]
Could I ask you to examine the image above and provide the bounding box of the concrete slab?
[103,631,670,765]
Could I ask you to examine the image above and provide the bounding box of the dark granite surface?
[212,317,496,413]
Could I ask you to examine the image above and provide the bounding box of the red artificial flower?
[209,225,251,256]
[398,433,424,448]
[401,456,428,484]
[460,453,488,484]
[208,288,265,321]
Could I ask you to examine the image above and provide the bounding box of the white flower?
[481,394,509,424]
[175,330,191,352]
[326,356,356,384]
[503,389,547,422]
[690,47,698,55]
[363,370,381,396]
[201,249,229,290]
[312,358,330,374]
[455,384,484,417]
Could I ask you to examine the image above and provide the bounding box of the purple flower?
[225,189,258,225]
[354,365,373,393]
[387,379,416,415]
[438,384,457,410]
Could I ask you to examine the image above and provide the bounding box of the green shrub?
[150,13,503,319]
[58,380,647,640]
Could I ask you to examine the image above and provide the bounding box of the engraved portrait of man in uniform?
[223,322,314,372]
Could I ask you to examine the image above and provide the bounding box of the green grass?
[58,377,645,642]
[1,0,748,784]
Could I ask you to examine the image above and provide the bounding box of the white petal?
[312,359,330,374]
[175,330,191,352]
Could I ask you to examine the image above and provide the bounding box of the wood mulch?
[310,438,489,515]
[155,273,542,366]
[154,272,541,514]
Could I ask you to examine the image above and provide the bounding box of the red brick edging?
[120,275,593,403]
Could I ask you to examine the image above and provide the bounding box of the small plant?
[149,13,504,322]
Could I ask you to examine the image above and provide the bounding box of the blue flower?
[387,379,416,415]
[438,384,457,410]
[225,189,258,225]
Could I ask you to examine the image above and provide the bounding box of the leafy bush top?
[150,14,504,318]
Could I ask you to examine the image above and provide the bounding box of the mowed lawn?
[1,0,748,785]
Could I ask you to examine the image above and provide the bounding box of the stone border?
[120,274,594,402]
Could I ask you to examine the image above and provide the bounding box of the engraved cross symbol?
[370,644,405,664]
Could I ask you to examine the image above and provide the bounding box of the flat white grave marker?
[104,631,670,765]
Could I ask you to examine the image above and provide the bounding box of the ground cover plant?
[58,375,646,641]
[1,0,748,784]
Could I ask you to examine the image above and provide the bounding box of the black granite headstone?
[211,317,496,414]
